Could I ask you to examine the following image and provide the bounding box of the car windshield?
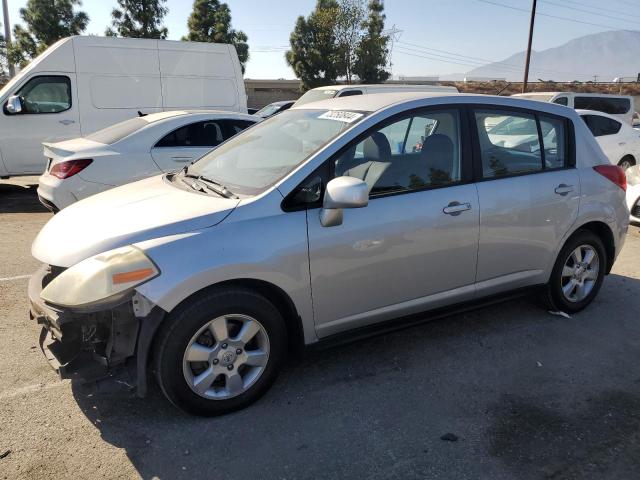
[293,89,338,106]
[85,117,148,145]
[186,109,368,195]
[255,104,281,118]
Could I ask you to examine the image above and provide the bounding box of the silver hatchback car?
[29,93,629,416]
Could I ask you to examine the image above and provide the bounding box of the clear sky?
[5,0,640,79]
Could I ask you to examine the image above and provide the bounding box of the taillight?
[593,165,626,192]
[50,159,93,179]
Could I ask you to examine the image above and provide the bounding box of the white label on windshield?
[318,111,363,123]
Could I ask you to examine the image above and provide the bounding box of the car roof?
[290,92,579,118]
[141,110,258,124]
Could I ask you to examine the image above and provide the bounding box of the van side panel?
[158,41,245,112]
[73,37,163,134]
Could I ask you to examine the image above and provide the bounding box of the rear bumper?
[28,265,154,387]
[37,173,78,211]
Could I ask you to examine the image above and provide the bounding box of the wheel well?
[572,221,615,274]
[165,279,306,355]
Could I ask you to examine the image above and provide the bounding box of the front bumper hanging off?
[28,265,165,396]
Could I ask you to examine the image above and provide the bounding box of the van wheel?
[544,230,606,314]
[618,156,635,171]
[154,287,287,416]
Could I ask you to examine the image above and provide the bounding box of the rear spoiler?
[42,142,74,159]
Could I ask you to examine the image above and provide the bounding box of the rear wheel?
[154,287,287,416]
[618,156,635,171]
[544,230,606,313]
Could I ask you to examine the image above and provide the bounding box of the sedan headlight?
[41,245,159,310]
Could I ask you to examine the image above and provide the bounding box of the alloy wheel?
[560,244,600,303]
[182,314,270,399]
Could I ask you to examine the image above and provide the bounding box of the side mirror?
[319,176,368,227]
[5,95,22,114]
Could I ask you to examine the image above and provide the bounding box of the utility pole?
[522,0,537,93]
[2,0,14,78]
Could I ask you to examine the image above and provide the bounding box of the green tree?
[9,0,88,67]
[106,0,168,39]
[184,0,249,73]
[285,0,342,91]
[353,0,389,83]
[334,0,365,84]
[0,25,6,79]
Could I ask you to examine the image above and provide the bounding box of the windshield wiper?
[180,167,238,199]
[197,175,238,199]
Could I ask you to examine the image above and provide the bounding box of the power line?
[476,0,639,31]
[552,0,640,21]
[540,0,640,25]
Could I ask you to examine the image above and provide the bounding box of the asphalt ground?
[1,177,640,480]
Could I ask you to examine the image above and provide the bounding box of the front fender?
[134,210,316,344]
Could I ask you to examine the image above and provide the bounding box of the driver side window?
[335,109,462,196]
[14,76,71,114]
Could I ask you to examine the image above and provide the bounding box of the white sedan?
[578,109,640,171]
[38,110,259,211]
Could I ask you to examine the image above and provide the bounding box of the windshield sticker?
[318,111,364,123]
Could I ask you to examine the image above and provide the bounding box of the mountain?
[465,30,640,82]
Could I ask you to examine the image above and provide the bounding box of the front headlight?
[41,245,159,310]
[627,165,640,186]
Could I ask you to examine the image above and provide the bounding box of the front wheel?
[544,230,606,314]
[154,287,287,416]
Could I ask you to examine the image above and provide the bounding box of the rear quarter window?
[575,97,630,115]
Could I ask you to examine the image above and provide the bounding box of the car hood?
[32,175,239,267]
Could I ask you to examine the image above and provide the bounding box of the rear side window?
[475,110,542,178]
[574,96,630,115]
[581,115,621,137]
[553,97,568,106]
[539,116,566,169]
[156,120,226,148]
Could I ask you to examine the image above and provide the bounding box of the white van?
[293,83,459,107]
[0,36,247,177]
[512,92,635,125]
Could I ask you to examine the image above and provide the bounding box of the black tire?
[154,287,287,416]
[618,156,636,171]
[544,230,606,314]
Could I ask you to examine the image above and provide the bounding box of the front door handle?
[443,201,471,216]
[554,184,574,196]
[58,119,75,125]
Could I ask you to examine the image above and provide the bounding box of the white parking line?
[0,382,67,401]
[0,274,32,282]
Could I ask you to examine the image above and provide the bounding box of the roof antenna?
[138,110,147,117]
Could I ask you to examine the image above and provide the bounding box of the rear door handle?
[554,184,574,196]
[443,201,471,216]
[58,119,75,125]
[171,156,193,162]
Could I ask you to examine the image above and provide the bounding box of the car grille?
[633,201,640,219]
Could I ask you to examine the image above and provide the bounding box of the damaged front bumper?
[28,265,164,395]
